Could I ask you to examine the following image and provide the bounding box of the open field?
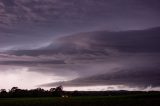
[0,94,160,106]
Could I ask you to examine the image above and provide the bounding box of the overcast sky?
[0,0,160,91]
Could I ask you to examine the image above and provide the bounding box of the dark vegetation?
[0,86,160,98]
[0,94,160,106]
[0,86,64,98]
[0,86,160,106]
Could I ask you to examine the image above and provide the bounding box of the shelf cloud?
[0,0,160,90]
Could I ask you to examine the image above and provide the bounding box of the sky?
[0,0,160,91]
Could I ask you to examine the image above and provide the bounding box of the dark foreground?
[0,94,160,106]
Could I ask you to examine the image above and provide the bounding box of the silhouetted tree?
[0,86,65,97]
[0,89,6,93]
[10,87,19,92]
[0,89,7,97]
[50,88,56,92]
[54,86,63,97]
[55,86,63,92]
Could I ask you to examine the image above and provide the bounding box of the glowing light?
[0,67,64,90]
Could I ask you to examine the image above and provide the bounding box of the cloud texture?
[0,27,160,89]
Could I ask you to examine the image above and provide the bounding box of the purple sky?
[0,0,160,91]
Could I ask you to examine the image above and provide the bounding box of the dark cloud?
[0,0,160,89]
[1,0,15,7]
[0,27,160,88]
[0,0,160,50]
[0,0,160,24]
[44,67,160,88]
[5,27,160,56]
[40,53,160,88]
[0,60,65,66]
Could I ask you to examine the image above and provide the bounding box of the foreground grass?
[0,94,160,106]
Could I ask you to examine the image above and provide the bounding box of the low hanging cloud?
[0,27,160,89]
[43,66,160,88]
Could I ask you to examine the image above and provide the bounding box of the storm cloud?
[0,27,160,89]
[0,0,160,90]
[0,0,160,50]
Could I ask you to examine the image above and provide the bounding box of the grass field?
[0,94,160,106]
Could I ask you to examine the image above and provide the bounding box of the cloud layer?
[0,27,160,89]
[0,0,160,50]
[0,0,160,90]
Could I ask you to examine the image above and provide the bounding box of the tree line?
[1,86,160,98]
[0,86,64,98]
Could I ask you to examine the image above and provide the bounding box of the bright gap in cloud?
[62,86,160,91]
[1,67,160,91]
[0,67,66,90]
[62,85,140,91]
